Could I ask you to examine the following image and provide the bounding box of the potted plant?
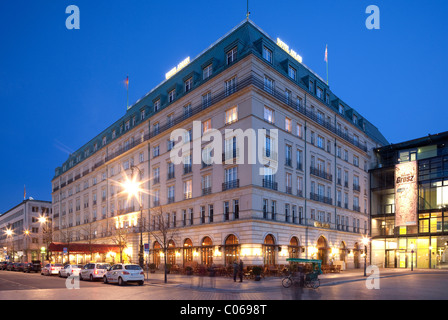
[185,266,193,275]
[149,263,156,273]
[252,266,263,281]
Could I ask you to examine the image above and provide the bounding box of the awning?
[48,242,121,254]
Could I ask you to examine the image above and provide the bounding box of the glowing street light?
[361,236,370,277]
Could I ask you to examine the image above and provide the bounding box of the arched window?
[317,236,329,265]
[153,241,161,267]
[201,236,213,266]
[263,234,276,266]
[224,234,239,266]
[183,238,193,265]
[167,240,176,265]
[288,236,300,259]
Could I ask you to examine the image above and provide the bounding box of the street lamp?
[23,229,30,263]
[5,229,14,262]
[361,236,370,277]
[126,165,145,268]
[410,242,414,271]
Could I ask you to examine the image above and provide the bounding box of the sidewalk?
[143,268,448,292]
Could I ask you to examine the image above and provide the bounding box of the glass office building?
[370,131,448,269]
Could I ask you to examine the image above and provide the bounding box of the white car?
[41,263,64,276]
[59,264,83,278]
[80,263,110,281]
[103,264,144,286]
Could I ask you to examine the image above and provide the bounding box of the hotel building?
[370,131,448,269]
[51,20,388,268]
[0,199,52,262]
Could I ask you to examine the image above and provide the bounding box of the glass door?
[386,250,396,268]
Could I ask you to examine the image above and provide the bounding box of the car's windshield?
[73,265,83,268]
[125,265,142,270]
[97,264,110,269]
[54,264,63,267]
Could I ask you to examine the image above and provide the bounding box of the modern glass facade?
[370,131,448,269]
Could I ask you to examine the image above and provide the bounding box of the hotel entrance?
[385,250,408,268]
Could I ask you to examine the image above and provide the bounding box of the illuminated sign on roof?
[277,38,303,63]
[165,57,191,80]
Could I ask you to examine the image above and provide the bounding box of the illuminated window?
[202,119,211,133]
[225,106,238,125]
[264,106,274,123]
[285,117,292,132]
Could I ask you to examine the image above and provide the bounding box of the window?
[203,64,212,79]
[264,76,274,94]
[154,99,160,112]
[153,122,159,135]
[317,135,324,149]
[226,47,237,64]
[225,106,238,125]
[184,180,192,199]
[224,167,238,183]
[168,89,176,103]
[233,199,239,219]
[288,66,296,80]
[125,120,130,131]
[298,176,304,196]
[264,106,274,123]
[202,92,211,108]
[285,89,291,104]
[167,186,175,203]
[296,149,303,170]
[225,77,237,96]
[184,78,192,92]
[285,145,292,167]
[183,104,192,118]
[353,155,359,167]
[140,109,146,121]
[309,80,314,93]
[317,87,323,99]
[296,123,303,138]
[102,136,107,146]
[153,145,159,158]
[208,204,214,223]
[262,46,272,63]
[263,199,268,219]
[285,117,292,132]
[353,114,358,125]
[202,119,211,134]
[338,104,344,115]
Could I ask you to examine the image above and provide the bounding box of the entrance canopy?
[49,242,121,254]
[286,258,322,274]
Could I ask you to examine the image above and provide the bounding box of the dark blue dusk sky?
[0,0,447,213]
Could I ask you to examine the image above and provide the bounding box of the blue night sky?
[0,0,446,213]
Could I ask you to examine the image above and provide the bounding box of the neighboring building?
[51,19,388,268]
[0,199,52,262]
[370,131,448,269]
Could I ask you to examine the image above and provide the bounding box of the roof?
[54,19,389,178]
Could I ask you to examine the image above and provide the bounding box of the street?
[0,269,448,300]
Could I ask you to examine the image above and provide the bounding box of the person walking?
[233,260,239,282]
[238,259,244,282]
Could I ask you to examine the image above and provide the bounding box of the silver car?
[59,264,83,278]
[79,263,110,281]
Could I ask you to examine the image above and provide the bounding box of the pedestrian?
[233,260,238,282]
[238,259,244,282]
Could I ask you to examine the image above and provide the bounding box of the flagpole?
[325,45,329,86]
[126,75,129,110]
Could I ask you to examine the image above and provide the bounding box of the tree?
[147,205,178,284]
[110,225,129,264]
[59,228,74,264]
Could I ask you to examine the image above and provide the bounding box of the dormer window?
[338,104,344,115]
[353,114,358,125]
[168,89,176,103]
[262,46,272,63]
[184,78,192,92]
[226,47,237,65]
[154,99,160,112]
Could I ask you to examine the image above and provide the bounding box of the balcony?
[183,165,192,175]
[286,186,292,194]
[310,192,333,205]
[167,197,175,204]
[202,187,212,196]
[222,179,239,191]
[262,179,278,191]
[310,167,333,182]
[167,172,175,180]
[353,184,361,192]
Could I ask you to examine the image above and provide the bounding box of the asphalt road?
[1,269,448,301]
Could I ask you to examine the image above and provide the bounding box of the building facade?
[0,199,52,262]
[51,20,388,268]
[370,131,448,269]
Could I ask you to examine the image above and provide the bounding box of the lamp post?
[361,236,370,277]
[410,242,414,271]
[129,165,144,268]
[5,229,14,262]
[429,246,433,269]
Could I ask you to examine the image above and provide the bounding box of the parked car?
[15,263,25,272]
[80,263,110,281]
[0,262,8,270]
[59,264,83,278]
[23,261,42,273]
[6,262,15,271]
[41,263,64,276]
[103,264,144,286]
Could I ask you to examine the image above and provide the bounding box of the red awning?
[48,242,121,254]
